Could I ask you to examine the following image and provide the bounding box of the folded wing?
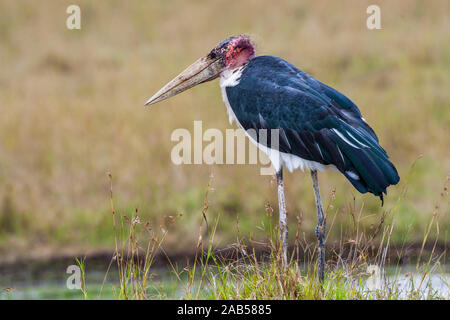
[225,56,400,201]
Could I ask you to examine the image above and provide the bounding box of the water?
[1,264,448,299]
[0,267,185,300]
[365,265,449,299]
[391,273,449,298]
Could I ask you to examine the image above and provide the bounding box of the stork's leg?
[276,169,288,268]
[310,170,326,283]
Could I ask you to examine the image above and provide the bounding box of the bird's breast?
[219,65,246,88]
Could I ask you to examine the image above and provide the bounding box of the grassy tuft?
[81,168,448,300]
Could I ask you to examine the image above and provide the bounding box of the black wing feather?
[225,56,399,199]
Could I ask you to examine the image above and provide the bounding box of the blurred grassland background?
[0,0,448,262]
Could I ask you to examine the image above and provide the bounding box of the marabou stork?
[145,35,400,281]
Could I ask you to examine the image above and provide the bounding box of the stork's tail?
[342,153,399,205]
[331,128,400,204]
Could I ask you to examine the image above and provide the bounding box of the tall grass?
[102,173,174,299]
[75,256,88,299]
[86,167,447,300]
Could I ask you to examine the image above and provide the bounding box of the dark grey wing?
[225,56,399,199]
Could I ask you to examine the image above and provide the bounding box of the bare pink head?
[208,34,256,69]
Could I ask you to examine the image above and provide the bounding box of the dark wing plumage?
[225,56,399,201]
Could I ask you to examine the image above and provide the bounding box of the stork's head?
[145,34,255,106]
[208,34,255,69]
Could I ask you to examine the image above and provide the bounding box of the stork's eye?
[209,51,217,59]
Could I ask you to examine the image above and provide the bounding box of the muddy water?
[1,263,448,299]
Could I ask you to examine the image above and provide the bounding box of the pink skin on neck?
[228,49,254,69]
[224,37,255,69]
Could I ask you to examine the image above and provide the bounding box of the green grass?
[67,171,445,300]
